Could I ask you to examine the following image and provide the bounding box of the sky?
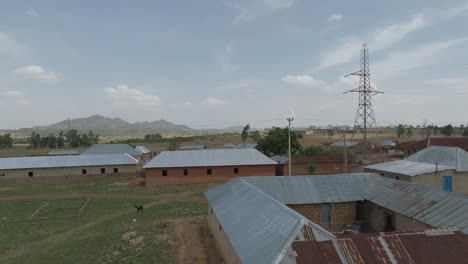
[1,0,468,129]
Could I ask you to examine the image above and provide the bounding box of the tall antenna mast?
[344,44,383,162]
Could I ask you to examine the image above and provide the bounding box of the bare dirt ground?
[172,216,224,264]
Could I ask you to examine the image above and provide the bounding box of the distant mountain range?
[13,114,247,136]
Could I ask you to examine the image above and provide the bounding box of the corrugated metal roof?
[365,160,454,176]
[271,155,289,164]
[238,174,468,234]
[406,146,468,171]
[0,154,138,170]
[329,141,358,147]
[47,150,80,155]
[337,229,468,264]
[242,174,376,204]
[236,143,258,149]
[81,144,140,156]
[204,178,339,264]
[221,143,236,148]
[135,145,151,154]
[143,148,276,168]
[178,144,206,150]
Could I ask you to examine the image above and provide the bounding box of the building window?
[162,170,168,176]
[82,169,87,175]
[113,168,119,173]
[321,204,331,230]
[28,171,33,177]
[183,169,188,176]
[234,168,239,174]
[219,224,222,231]
[0,172,5,177]
[101,168,105,174]
[211,208,213,214]
[396,176,400,180]
[207,168,212,175]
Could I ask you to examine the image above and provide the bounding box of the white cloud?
[0,32,27,57]
[328,14,343,23]
[374,37,468,79]
[425,78,468,86]
[26,7,39,17]
[318,14,426,69]
[104,85,161,106]
[370,14,426,51]
[281,74,329,89]
[201,97,229,106]
[217,44,239,73]
[14,65,60,83]
[218,78,261,92]
[226,0,295,24]
[0,90,30,107]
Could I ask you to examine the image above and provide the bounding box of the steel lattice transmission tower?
[343,44,383,162]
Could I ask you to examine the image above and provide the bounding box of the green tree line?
[28,130,99,148]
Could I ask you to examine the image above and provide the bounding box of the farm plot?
[0,198,89,222]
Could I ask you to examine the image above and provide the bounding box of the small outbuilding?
[81,143,147,163]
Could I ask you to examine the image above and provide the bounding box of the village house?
[205,174,468,263]
[134,145,154,163]
[81,143,151,163]
[365,146,468,195]
[400,136,468,156]
[0,154,138,185]
[143,148,276,186]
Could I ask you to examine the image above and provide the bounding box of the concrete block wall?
[282,162,345,176]
[287,204,321,224]
[207,205,239,264]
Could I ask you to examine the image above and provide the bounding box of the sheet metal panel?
[0,153,138,170]
[144,148,276,168]
[82,144,140,156]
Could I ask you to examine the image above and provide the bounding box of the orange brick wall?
[145,165,276,186]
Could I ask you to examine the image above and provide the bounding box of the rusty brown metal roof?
[336,229,468,264]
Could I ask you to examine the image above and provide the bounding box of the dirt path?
[0,200,165,262]
[0,191,205,203]
[172,216,224,264]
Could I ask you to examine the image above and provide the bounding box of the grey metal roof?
[205,178,338,264]
[367,177,468,234]
[48,150,80,156]
[135,145,151,154]
[329,141,358,147]
[143,148,276,168]
[406,146,468,171]
[81,144,140,156]
[236,143,258,149]
[178,144,206,150]
[365,160,454,176]
[381,139,396,147]
[243,174,377,204]
[221,143,236,148]
[365,146,468,175]
[205,174,468,263]
[270,155,289,164]
[0,154,138,170]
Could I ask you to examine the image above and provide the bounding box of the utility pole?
[343,131,348,173]
[67,117,71,147]
[344,44,383,163]
[287,117,294,176]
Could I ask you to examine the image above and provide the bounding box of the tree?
[29,132,41,148]
[300,146,324,156]
[463,126,468,136]
[0,134,13,148]
[326,129,335,138]
[47,133,57,148]
[256,127,302,156]
[397,124,405,138]
[241,124,250,147]
[57,131,65,148]
[168,139,181,151]
[406,127,413,137]
[69,130,81,147]
[250,130,261,142]
[441,124,454,136]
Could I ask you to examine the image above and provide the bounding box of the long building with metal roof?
[205,174,468,263]
[144,148,277,186]
[0,154,138,182]
[365,146,468,195]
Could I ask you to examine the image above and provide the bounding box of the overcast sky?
[1,1,468,129]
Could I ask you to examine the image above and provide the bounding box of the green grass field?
[0,181,210,264]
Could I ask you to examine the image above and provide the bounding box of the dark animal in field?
[134,205,144,212]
